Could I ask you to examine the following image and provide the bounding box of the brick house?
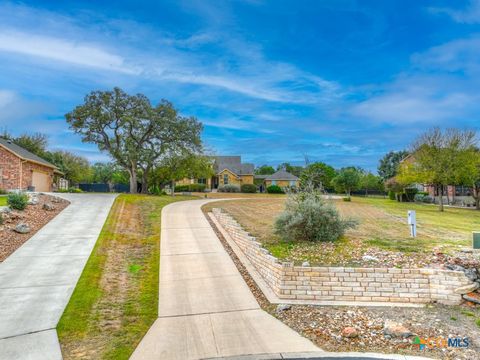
[0,138,60,192]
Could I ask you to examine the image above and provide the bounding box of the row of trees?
[377,128,480,211]
[255,162,384,198]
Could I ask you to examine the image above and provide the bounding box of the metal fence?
[78,183,129,193]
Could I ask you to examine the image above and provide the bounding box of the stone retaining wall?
[212,208,473,305]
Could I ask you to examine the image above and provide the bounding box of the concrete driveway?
[0,193,117,360]
[130,199,320,360]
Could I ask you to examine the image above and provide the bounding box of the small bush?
[414,193,424,202]
[0,188,7,195]
[175,183,206,192]
[68,187,82,193]
[388,190,396,200]
[7,192,29,210]
[342,197,351,202]
[218,184,240,193]
[274,187,357,242]
[422,195,433,203]
[241,184,257,193]
[267,185,284,194]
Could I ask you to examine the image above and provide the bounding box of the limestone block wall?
[212,208,473,305]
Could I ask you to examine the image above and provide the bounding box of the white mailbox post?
[407,210,417,238]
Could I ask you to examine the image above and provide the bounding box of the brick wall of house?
[0,146,21,190]
[0,146,54,191]
[212,208,472,305]
[21,161,54,191]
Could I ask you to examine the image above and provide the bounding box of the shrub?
[241,184,257,193]
[0,188,7,195]
[267,185,284,194]
[175,183,206,192]
[388,191,396,200]
[7,192,29,210]
[274,187,357,242]
[414,193,425,202]
[68,187,82,193]
[422,195,433,203]
[218,184,240,193]
[404,188,418,201]
[342,197,351,202]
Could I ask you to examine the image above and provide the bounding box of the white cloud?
[0,30,138,74]
[430,0,480,24]
[0,89,15,107]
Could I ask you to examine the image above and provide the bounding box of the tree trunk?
[474,185,480,210]
[141,168,150,194]
[438,185,444,212]
[171,180,175,197]
[128,165,137,194]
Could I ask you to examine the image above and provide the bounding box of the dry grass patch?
[203,196,477,267]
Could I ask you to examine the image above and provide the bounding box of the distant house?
[0,138,62,192]
[176,155,254,190]
[263,170,299,189]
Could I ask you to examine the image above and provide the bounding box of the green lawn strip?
[0,196,7,206]
[356,196,480,236]
[57,194,192,360]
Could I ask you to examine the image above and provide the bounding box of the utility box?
[473,232,480,249]
[407,210,416,225]
[407,210,417,237]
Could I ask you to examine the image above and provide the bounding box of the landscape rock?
[462,293,480,305]
[43,203,56,211]
[464,268,478,281]
[362,255,379,262]
[27,194,39,205]
[14,223,31,234]
[383,320,413,338]
[51,197,61,203]
[454,283,479,294]
[341,327,359,338]
[446,264,465,272]
[302,261,310,267]
[276,304,292,312]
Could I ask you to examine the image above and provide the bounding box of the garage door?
[32,171,50,192]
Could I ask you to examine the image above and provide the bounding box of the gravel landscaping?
[204,209,480,360]
[0,193,69,261]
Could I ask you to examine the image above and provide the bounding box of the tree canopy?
[255,165,275,175]
[377,150,409,180]
[65,88,203,193]
[300,162,336,190]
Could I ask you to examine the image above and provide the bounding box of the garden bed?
[204,208,480,360]
[203,197,480,269]
[0,193,69,261]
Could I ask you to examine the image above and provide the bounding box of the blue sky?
[0,0,479,171]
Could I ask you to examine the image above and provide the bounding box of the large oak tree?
[66,88,202,193]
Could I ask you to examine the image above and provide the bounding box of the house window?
[290,180,296,187]
[198,178,207,184]
[455,186,472,196]
[271,180,276,185]
[223,174,229,185]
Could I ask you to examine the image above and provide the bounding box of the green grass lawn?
[57,194,193,360]
[0,196,7,206]
[203,196,480,267]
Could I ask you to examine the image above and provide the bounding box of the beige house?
[177,156,254,190]
[263,170,299,189]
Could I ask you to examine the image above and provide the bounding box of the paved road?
[0,193,117,360]
[131,199,320,360]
